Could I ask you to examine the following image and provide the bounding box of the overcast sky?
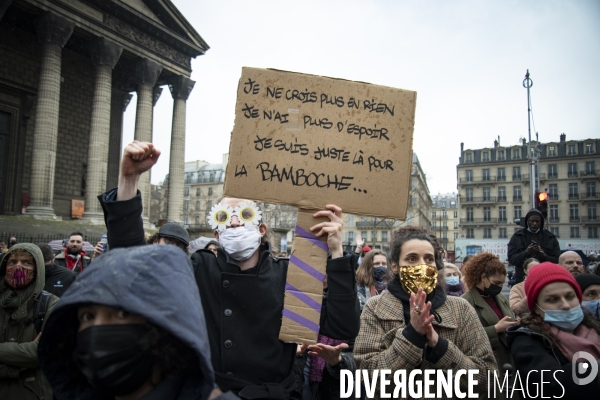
[122,0,600,195]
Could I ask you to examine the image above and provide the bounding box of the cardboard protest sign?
[280,209,329,343]
[224,67,416,219]
[224,68,417,343]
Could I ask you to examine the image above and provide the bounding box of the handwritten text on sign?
[224,68,416,220]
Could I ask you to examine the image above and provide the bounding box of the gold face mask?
[399,263,438,294]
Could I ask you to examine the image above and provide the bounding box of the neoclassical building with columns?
[0,0,207,224]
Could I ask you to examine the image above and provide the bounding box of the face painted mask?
[75,324,157,396]
[219,226,261,261]
[483,275,503,297]
[399,264,438,294]
[4,265,35,289]
[445,276,460,286]
[537,304,584,331]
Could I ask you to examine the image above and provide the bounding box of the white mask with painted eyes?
[207,201,262,231]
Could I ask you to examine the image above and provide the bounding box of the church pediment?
[87,0,209,58]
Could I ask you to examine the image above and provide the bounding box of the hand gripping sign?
[224,67,417,343]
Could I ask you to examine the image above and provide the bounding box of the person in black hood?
[36,243,77,298]
[38,245,237,400]
[508,208,560,284]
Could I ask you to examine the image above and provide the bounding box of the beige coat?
[354,291,498,399]
[509,282,528,316]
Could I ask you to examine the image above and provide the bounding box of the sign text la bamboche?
[224,67,417,220]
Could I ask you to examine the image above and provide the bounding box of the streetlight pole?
[523,70,535,207]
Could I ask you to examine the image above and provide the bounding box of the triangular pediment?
[140,0,209,54]
[89,0,209,57]
[120,0,164,25]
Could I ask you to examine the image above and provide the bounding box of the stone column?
[82,38,123,221]
[167,75,195,223]
[133,58,162,223]
[106,92,132,191]
[26,12,74,218]
[151,86,163,140]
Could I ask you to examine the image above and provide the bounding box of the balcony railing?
[523,173,547,181]
[497,196,507,202]
[581,193,600,200]
[513,196,523,202]
[460,196,497,204]
[512,175,523,181]
[580,171,597,177]
[459,176,497,183]
[460,218,498,224]
[549,194,559,200]
[568,194,580,200]
[548,173,558,179]
[497,218,508,224]
[549,217,560,223]
[582,216,600,224]
[570,216,580,223]
[568,172,578,178]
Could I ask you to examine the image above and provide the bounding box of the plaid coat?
[354,291,498,399]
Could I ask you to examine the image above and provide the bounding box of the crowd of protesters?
[1,140,599,400]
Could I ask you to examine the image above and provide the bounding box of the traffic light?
[535,190,549,219]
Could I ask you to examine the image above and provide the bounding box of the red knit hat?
[362,246,372,253]
[524,262,582,312]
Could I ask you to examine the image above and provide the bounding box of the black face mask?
[483,276,503,297]
[75,324,157,396]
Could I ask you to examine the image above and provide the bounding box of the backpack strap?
[32,291,52,334]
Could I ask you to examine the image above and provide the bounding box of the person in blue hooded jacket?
[37,245,238,400]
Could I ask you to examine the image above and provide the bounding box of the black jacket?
[38,245,236,400]
[43,262,77,298]
[507,209,560,284]
[506,325,600,399]
[98,189,360,399]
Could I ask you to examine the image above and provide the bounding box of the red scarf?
[549,324,600,361]
[64,248,86,271]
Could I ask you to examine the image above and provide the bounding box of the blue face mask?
[445,276,460,286]
[582,300,600,320]
[537,304,584,331]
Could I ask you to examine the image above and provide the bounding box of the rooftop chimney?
[560,133,566,142]
[494,140,498,148]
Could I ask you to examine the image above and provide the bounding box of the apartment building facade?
[457,134,599,241]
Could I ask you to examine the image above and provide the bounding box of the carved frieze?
[104,15,191,69]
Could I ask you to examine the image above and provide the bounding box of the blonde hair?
[443,262,461,279]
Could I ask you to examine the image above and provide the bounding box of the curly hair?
[462,252,506,289]
[389,226,444,273]
[356,250,393,288]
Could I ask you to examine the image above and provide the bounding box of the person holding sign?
[97,141,360,400]
[354,226,497,398]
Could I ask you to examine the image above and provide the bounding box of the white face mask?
[219,226,261,261]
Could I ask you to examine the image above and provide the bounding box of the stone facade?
[0,0,208,222]
[457,134,600,240]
